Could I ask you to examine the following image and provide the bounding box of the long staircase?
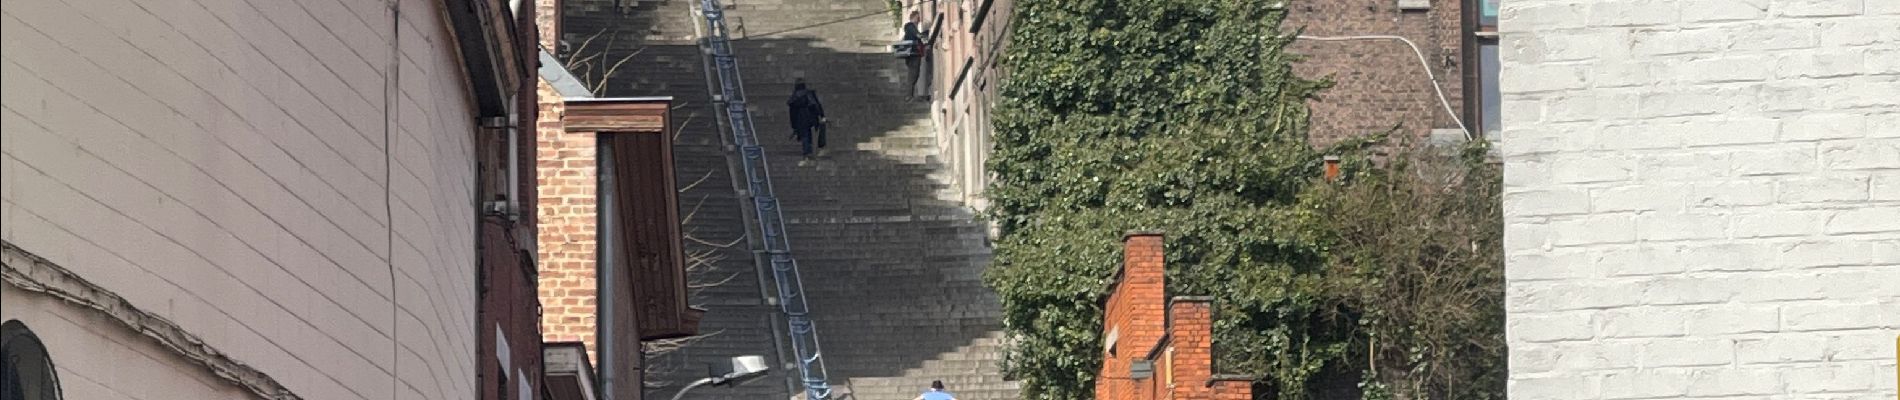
[562,0,1019,398]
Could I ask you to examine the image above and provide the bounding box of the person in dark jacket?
[902,11,930,100]
[787,78,828,164]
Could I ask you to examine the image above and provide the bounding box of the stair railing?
[694,2,835,400]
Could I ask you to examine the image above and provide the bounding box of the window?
[1480,0,1499,31]
[1469,0,1502,139]
[1479,42,1500,140]
[2,320,62,400]
[496,366,508,400]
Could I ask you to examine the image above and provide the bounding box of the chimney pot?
[1322,155,1341,182]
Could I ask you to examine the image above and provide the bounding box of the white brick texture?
[1504,1,1900,398]
[0,0,479,399]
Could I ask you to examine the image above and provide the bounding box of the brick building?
[534,0,603,358]
[540,94,697,400]
[1096,233,1253,400]
[1,0,544,399]
[1501,1,1899,399]
[915,0,1502,211]
[530,1,703,399]
[912,0,1014,212]
[1284,0,1499,146]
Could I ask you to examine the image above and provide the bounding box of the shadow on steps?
[562,3,1011,396]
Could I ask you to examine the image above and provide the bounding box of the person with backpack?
[787,78,828,165]
[914,380,956,400]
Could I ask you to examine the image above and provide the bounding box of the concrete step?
[565,0,1013,395]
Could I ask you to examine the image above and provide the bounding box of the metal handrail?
[694,3,834,400]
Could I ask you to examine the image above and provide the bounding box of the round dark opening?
[2,320,62,400]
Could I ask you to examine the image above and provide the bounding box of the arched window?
[2,320,62,400]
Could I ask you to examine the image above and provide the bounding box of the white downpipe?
[1296,35,1474,141]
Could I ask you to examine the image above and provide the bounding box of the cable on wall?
[384,0,403,398]
[1295,35,1473,141]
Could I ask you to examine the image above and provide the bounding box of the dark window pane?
[1,321,61,400]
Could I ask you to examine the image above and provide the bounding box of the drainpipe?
[482,115,521,221]
[508,94,521,222]
[597,138,620,400]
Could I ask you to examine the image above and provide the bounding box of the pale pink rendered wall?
[1,0,483,398]
[1,285,257,399]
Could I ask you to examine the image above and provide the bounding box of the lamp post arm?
[670,377,718,400]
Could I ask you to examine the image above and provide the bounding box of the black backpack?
[791,90,822,119]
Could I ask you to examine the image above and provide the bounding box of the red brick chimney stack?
[1095,232,1254,400]
[1100,231,1167,399]
[1166,297,1214,398]
[1113,231,1168,354]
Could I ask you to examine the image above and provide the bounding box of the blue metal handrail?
[694,2,834,400]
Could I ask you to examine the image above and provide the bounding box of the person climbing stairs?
[562,0,1019,397]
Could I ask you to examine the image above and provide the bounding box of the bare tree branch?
[564,29,608,66]
[690,272,741,291]
[687,234,745,249]
[641,330,727,388]
[672,112,698,141]
[680,171,717,193]
[642,194,744,387]
[592,47,647,94]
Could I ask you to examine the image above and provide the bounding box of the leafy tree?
[1313,144,1504,400]
[983,0,1504,398]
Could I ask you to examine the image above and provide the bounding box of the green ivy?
[983,0,1504,398]
[984,0,1330,397]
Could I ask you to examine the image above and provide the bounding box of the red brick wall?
[1211,381,1252,400]
[535,76,602,360]
[1097,235,1251,400]
[533,0,603,362]
[536,0,561,50]
[1282,0,1466,147]
[1100,232,1169,400]
[1166,300,1214,400]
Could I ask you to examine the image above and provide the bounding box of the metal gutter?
[539,48,598,99]
[565,96,677,103]
[445,0,515,116]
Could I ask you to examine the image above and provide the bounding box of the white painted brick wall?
[1503,0,1900,398]
[0,0,478,399]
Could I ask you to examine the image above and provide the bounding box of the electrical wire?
[1295,35,1474,141]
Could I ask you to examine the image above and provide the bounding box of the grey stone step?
[565,0,1014,395]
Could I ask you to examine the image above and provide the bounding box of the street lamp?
[669,355,770,400]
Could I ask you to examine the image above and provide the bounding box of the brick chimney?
[1100,231,1167,399]
[1165,297,1213,398]
[1095,232,1254,400]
